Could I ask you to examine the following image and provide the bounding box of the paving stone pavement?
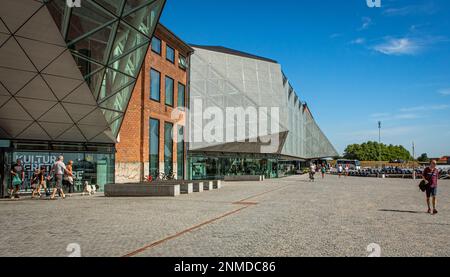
[0,175,449,257]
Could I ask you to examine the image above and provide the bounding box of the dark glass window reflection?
[149,118,160,177]
[164,122,173,175]
[150,68,161,101]
[151,37,161,54]
[166,45,175,63]
[165,76,174,106]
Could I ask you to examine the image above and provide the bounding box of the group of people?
[309,163,327,181]
[9,156,74,200]
[337,164,350,178]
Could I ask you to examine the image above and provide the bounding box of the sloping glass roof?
[0,0,165,143]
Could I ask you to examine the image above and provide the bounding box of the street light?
[378,121,382,170]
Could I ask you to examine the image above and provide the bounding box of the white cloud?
[330,33,342,39]
[359,17,372,31]
[383,3,437,17]
[372,35,448,56]
[350,38,366,45]
[438,89,450,96]
[400,105,449,112]
[373,38,421,55]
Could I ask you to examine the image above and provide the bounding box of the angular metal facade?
[0,0,165,143]
[189,46,338,159]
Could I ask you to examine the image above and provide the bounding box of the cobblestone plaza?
[1,175,449,257]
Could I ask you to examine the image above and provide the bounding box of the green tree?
[417,153,429,162]
[344,141,412,161]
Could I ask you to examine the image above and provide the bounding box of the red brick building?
[115,24,193,183]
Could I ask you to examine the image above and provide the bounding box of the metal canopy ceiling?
[0,0,166,143]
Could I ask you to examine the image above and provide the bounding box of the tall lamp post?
[378,121,382,170]
[412,141,416,180]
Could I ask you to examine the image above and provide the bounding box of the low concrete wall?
[180,183,193,194]
[104,183,180,197]
[203,181,213,191]
[224,175,264,182]
[213,180,222,189]
[193,182,204,193]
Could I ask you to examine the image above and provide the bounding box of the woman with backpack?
[423,160,439,215]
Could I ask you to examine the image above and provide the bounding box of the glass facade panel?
[165,76,174,106]
[98,68,135,102]
[110,116,124,137]
[123,1,164,38]
[177,126,184,179]
[93,0,125,16]
[99,83,134,113]
[108,21,150,62]
[188,154,279,180]
[177,83,185,108]
[67,1,116,42]
[149,118,159,177]
[7,151,114,193]
[150,69,160,101]
[110,43,148,78]
[151,37,161,54]
[166,45,175,63]
[164,122,173,174]
[69,22,117,65]
[43,0,165,142]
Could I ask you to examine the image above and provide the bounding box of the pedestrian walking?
[64,160,75,196]
[31,166,48,199]
[49,156,72,200]
[338,164,343,178]
[423,160,439,215]
[309,163,316,182]
[30,168,39,199]
[345,164,350,177]
[321,164,326,179]
[10,159,24,200]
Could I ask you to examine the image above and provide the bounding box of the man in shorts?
[423,160,439,215]
[50,156,72,200]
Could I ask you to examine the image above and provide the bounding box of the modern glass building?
[188,46,338,180]
[0,0,166,195]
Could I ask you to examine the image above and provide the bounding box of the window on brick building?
[166,45,175,63]
[150,68,160,101]
[179,54,187,70]
[165,76,174,106]
[149,118,160,178]
[151,37,161,55]
[177,125,185,179]
[164,122,174,175]
[177,83,185,108]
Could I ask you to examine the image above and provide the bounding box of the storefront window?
[9,151,114,192]
[188,154,279,180]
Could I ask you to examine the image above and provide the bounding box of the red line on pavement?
[122,206,249,257]
[238,184,291,203]
[122,184,292,257]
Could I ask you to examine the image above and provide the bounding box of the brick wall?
[116,26,190,183]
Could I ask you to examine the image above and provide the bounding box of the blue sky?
[160,0,450,157]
